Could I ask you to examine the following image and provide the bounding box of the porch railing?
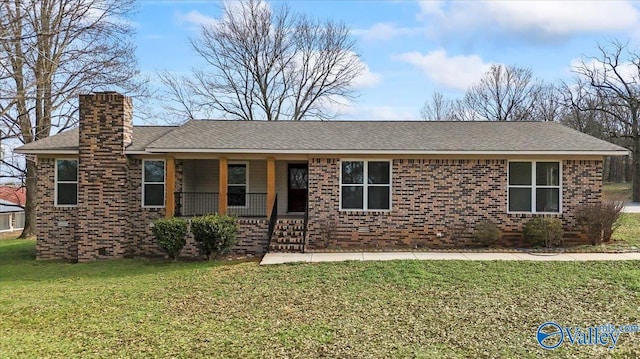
[228,193,268,217]
[174,192,268,217]
[175,192,219,217]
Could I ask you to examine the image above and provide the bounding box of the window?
[56,159,78,206]
[508,161,560,213]
[340,160,391,211]
[143,160,165,207]
[228,163,248,207]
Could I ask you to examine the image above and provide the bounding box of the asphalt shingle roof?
[16,120,628,154]
[145,120,626,153]
[17,126,175,153]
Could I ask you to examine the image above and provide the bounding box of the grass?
[1,239,639,358]
[604,182,633,202]
[612,214,640,247]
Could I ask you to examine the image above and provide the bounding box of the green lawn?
[1,239,639,358]
[604,182,633,202]
[613,214,640,247]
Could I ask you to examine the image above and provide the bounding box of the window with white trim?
[228,163,247,207]
[143,160,165,207]
[340,160,391,210]
[56,159,78,206]
[508,161,560,213]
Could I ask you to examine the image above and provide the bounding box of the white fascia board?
[144,148,629,156]
[14,149,79,155]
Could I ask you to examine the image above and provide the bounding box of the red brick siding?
[128,158,166,257]
[36,158,78,260]
[306,158,602,249]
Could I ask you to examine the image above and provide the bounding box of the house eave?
[143,148,629,156]
[16,148,629,157]
[14,149,79,155]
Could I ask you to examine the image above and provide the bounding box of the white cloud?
[320,96,417,121]
[416,0,445,20]
[419,0,640,40]
[353,22,420,41]
[569,57,640,83]
[352,60,382,88]
[175,10,218,28]
[394,49,491,91]
[341,103,419,121]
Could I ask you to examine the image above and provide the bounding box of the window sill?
[507,212,562,215]
[339,209,392,213]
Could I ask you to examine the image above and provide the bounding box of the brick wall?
[128,158,166,257]
[36,158,78,260]
[234,218,269,255]
[306,158,602,250]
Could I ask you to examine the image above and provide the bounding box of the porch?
[168,158,309,252]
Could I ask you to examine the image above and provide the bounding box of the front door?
[288,163,308,213]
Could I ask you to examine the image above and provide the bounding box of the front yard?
[1,236,639,358]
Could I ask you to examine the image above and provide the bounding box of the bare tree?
[573,40,640,201]
[0,0,143,237]
[463,64,542,121]
[161,0,364,121]
[532,83,567,122]
[419,91,455,121]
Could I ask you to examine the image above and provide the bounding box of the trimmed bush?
[523,217,564,247]
[473,220,501,247]
[190,214,239,260]
[152,217,188,260]
[575,201,623,245]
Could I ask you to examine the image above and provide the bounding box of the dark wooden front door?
[288,163,308,213]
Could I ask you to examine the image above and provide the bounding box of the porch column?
[267,157,276,218]
[165,157,176,217]
[219,157,228,214]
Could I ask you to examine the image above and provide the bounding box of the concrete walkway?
[260,251,640,265]
[623,202,640,213]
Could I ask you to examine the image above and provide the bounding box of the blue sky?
[134,0,640,122]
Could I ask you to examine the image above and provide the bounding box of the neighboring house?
[16,92,628,262]
[0,186,26,233]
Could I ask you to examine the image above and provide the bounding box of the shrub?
[152,217,188,260]
[575,201,624,245]
[190,214,239,260]
[523,217,564,247]
[472,220,501,247]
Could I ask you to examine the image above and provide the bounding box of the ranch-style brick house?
[17,92,628,262]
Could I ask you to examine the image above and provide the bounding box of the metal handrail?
[267,194,278,245]
[302,199,309,252]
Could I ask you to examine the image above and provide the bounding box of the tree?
[419,91,455,121]
[0,0,143,237]
[161,0,364,121]
[463,64,542,121]
[573,40,640,202]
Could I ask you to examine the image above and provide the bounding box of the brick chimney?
[76,92,133,261]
